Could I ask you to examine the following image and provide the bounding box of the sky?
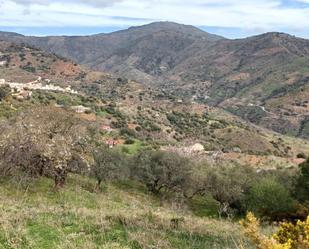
[1,0,309,39]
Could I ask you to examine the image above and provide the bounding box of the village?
[0,76,78,100]
[0,76,124,149]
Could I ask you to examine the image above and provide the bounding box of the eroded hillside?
[0,40,308,169]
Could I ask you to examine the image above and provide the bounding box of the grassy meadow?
[0,175,257,249]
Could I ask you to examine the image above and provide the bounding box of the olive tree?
[189,163,256,217]
[0,133,52,183]
[131,150,191,194]
[91,146,125,189]
[0,106,87,187]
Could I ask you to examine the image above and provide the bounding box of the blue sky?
[1,0,309,39]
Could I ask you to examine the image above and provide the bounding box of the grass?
[188,195,220,218]
[0,175,254,249]
[119,140,144,155]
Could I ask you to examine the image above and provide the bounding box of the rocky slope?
[1,23,309,138]
[1,40,309,162]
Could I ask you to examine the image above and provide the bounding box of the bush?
[295,158,309,202]
[124,139,135,145]
[0,85,11,101]
[0,103,16,118]
[22,65,36,73]
[135,126,142,132]
[241,212,309,249]
[297,152,307,159]
[120,128,137,138]
[244,178,294,219]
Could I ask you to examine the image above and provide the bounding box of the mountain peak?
[123,21,225,41]
[136,21,199,29]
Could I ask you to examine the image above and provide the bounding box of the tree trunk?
[95,179,102,192]
[54,167,66,189]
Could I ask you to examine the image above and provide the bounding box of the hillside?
[1,37,309,249]
[1,23,309,138]
[0,42,307,161]
[1,40,309,162]
[0,40,140,98]
[0,174,257,249]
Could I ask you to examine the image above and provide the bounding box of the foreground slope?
[0,175,253,249]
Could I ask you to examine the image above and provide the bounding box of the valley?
[1,23,309,139]
[1,22,309,249]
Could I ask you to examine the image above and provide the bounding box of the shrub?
[22,65,36,73]
[240,212,309,249]
[273,216,309,248]
[0,85,11,101]
[295,158,309,202]
[296,153,307,159]
[135,126,142,132]
[124,139,135,145]
[244,178,294,219]
[120,128,137,138]
[0,103,16,118]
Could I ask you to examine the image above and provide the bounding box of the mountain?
[2,39,309,161]
[0,22,223,84]
[1,23,309,138]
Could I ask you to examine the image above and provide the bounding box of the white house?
[71,105,91,113]
[0,61,7,66]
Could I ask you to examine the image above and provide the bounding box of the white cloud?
[295,0,309,3]
[8,0,123,7]
[1,0,309,37]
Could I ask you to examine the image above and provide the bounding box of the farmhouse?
[0,60,7,66]
[71,105,91,113]
[106,139,118,148]
[102,125,113,132]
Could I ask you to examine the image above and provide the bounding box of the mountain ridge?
[2,39,309,159]
[1,22,309,138]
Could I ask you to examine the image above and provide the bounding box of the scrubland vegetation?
[0,105,308,248]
